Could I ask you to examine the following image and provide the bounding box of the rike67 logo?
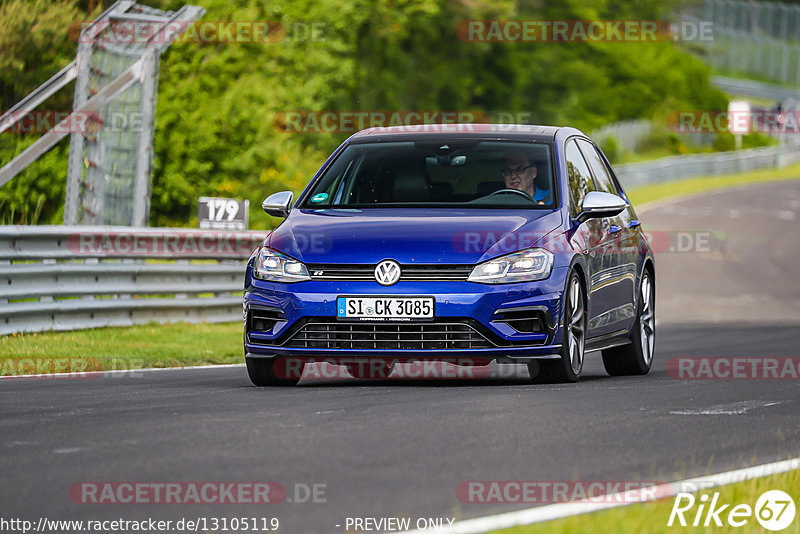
[669,489,796,531]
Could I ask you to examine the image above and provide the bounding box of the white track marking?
[398,457,800,534]
[0,363,244,380]
[669,400,784,415]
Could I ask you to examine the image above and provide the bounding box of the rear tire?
[246,357,304,386]
[602,270,655,376]
[529,272,585,384]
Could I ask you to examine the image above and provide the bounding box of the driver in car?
[502,155,551,204]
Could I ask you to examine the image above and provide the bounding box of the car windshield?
[301,140,555,209]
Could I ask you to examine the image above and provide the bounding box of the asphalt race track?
[2,180,800,533]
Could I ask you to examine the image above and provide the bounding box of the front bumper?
[243,267,568,361]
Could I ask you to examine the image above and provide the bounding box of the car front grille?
[283,320,494,350]
[306,264,472,282]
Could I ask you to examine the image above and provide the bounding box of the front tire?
[246,357,304,386]
[529,272,585,384]
[602,270,655,376]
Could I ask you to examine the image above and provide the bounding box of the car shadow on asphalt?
[291,369,618,388]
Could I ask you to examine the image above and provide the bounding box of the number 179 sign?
[198,197,249,230]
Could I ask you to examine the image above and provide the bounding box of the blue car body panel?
[267,208,563,265]
[243,125,654,362]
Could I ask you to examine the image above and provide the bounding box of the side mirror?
[577,191,627,223]
[262,191,294,218]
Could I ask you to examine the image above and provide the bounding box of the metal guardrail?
[702,27,800,86]
[0,226,266,335]
[614,140,800,188]
[591,120,653,153]
[712,76,800,102]
[682,0,800,85]
[699,0,800,43]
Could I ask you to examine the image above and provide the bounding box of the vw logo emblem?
[374,260,401,286]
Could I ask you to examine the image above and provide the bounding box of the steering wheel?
[487,188,535,201]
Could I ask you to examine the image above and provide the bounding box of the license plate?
[337,296,434,320]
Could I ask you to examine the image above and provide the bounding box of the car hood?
[267,208,563,265]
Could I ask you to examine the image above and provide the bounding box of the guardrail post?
[64,41,92,225]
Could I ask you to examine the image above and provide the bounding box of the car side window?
[565,140,596,215]
[577,139,617,195]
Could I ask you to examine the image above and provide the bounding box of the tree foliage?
[0,0,727,227]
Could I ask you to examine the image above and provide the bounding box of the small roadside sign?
[198,197,249,230]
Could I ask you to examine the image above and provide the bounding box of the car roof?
[347,124,581,144]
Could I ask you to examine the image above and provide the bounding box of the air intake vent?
[248,307,285,332]
[492,307,551,334]
[283,320,494,350]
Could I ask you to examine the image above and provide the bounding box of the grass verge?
[627,161,800,207]
[490,467,800,534]
[0,322,243,374]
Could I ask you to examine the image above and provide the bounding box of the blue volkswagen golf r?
[243,125,655,386]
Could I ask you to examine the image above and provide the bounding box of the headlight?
[253,247,310,283]
[468,248,554,284]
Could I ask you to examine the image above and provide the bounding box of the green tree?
[0,0,81,224]
[0,0,729,228]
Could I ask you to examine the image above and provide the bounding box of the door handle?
[629,219,641,229]
[608,224,622,234]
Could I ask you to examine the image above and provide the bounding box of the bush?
[1,0,729,228]
[599,135,621,164]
